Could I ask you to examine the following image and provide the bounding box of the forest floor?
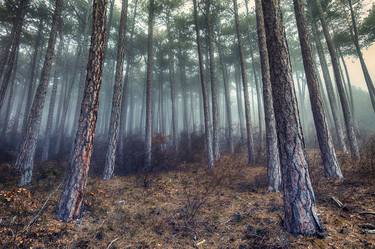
[0,151,374,249]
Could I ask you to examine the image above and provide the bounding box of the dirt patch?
[0,152,374,248]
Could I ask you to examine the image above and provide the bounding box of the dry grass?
[0,151,374,248]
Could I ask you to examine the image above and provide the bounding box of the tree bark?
[293,0,342,179]
[233,0,255,164]
[57,0,108,222]
[255,0,281,191]
[103,0,128,180]
[15,0,63,186]
[262,0,324,235]
[144,0,155,170]
[313,0,360,160]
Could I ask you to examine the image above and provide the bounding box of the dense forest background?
[0,0,374,248]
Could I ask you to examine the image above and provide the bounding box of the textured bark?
[193,0,214,168]
[348,0,375,113]
[262,0,324,235]
[255,0,281,192]
[233,0,255,164]
[293,0,342,179]
[57,0,108,222]
[313,0,360,160]
[22,20,43,134]
[144,0,155,170]
[103,0,128,180]
[15,0,63,186]
[217,37,234,153]
[0,0,29,109]
[309,15,348,154]
[205,0,220,161]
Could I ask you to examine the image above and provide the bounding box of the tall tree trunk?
[338,48,355,117]
[233,0,255,164]
[262,0,324,235]
[313,0,360,160]
[255,0,281,191]
[57,0,108,222]
[244,0,264,154]
[193,0,214,168]
[205,0,220,161]
[166,15,178,152]
[15,0,63,186]
[293,0,342,178]
[235,64,245,141]
[0,0,29,109]
[22,20,43,134]
[41,34,64,161]
[144,0,155,170]
[309,14,348,153]
[348,0,375,112]
[217,36,234,153]
[103,0,128,180]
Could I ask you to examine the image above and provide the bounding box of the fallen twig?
[22,182,63,233]
[359,211,375,216]
[106,237,119,249]
[330,196,343,208]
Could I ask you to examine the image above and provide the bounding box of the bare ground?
[0,151,374,249]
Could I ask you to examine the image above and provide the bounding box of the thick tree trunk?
[57,0,108,222]
[293,0,342,179]
[205,0,220,161]
[262,0,324,235]
[15,0,63,186]
[0,0,29,109]
[233,0,255,164]
[255,0,281,192]
[313,0,360,160]
[309,15,348,154]
[103,0,128,180]
[144,0,155,170]
[193,0,214,168]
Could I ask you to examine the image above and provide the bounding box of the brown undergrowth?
[0,151,374,248]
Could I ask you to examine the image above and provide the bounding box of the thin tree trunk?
[15,0,63,186]
[41,34,64,161]
[233,0,255,164]
[205,0,220,160]
[217,36,234,153]
[144,0,155,170]
[255,0,281,191]
[293,0,342,178]
[193,0,214,168]
[313,0,360,160]
[348,0,375,112]
[103,0,128,180]
[262,0,324,235]
[57,0,108,222]
[309,15,348,153]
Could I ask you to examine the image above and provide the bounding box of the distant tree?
[103,0,128,180]
[233,0,255,164]
[15,0,64,186]
[254,0,281,191]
